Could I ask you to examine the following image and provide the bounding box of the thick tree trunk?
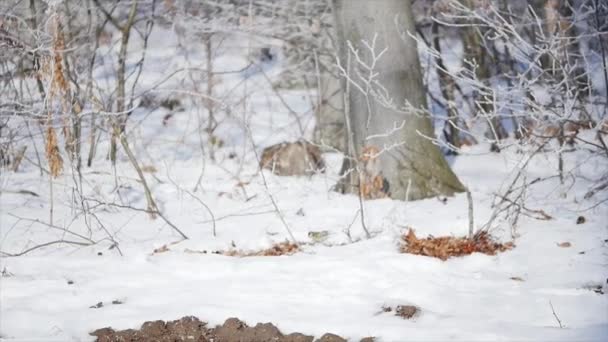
[332,0,465,201]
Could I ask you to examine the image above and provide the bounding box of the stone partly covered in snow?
[260,141,325,176]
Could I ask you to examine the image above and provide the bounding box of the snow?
[1,24,607,342]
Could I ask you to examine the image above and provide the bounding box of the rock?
[315,333,347,342]
[260,141,325,176]
[395,305,419,319]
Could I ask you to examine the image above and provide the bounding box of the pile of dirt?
[401,228,514,261]
[91,316,374,342]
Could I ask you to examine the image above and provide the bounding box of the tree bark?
[461,0,507,143]
[313,73,346,152]
[432,20,461,149]
[332,0,465,201]
[543,0,589,98]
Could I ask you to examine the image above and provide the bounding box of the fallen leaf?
[308,230,330,243]
[557,242,572,248]
[89,302,104,309]
[153,245,170,254]
[141,165,157,173]
[184,248,207,254]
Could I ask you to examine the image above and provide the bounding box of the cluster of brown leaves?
[41,16,72,179]
[223,241,300,257]
[45,126,63,178]
[400,229,514,261]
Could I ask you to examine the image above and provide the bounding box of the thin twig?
[549,301,564,329]
[1,240,93,257]
[85,198,188,240]
[245,128,298,245]
[466,189,474,239]
[182,189,217,237]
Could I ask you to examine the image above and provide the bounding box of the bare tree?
[332,0,465,201]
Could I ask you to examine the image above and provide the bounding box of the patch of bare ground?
[400,228,514,261]
[90,316,374,342]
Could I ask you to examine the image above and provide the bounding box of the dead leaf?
[153,245,170,254]
[141,165,157,173]
[184,249,207,254]
[89,302,104,309]
[557,242,572,248]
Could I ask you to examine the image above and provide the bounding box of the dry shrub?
[400,228,513,260]
[223,241,300,257]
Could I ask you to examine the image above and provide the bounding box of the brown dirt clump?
[400,228,514,261]
[91,316,209,342]
[91,316,373,342]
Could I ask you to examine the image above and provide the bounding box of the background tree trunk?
[461,0,507,143]
[332,0,465,201]
[313,73,346,152]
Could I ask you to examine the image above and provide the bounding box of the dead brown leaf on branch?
[400,228,514,261]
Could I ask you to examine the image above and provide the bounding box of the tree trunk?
[313,73,346,152]
[461,0,507,143]
[332,0,465,201]
[543,0,589,98]
[431,20,461,150]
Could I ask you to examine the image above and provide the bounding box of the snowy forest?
[0,0,607,340]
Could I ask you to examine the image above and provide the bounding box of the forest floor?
[1,26,607,341]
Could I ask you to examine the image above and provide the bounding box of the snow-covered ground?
[1,24,607,341]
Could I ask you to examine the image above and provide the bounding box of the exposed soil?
[91,316,374,342]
